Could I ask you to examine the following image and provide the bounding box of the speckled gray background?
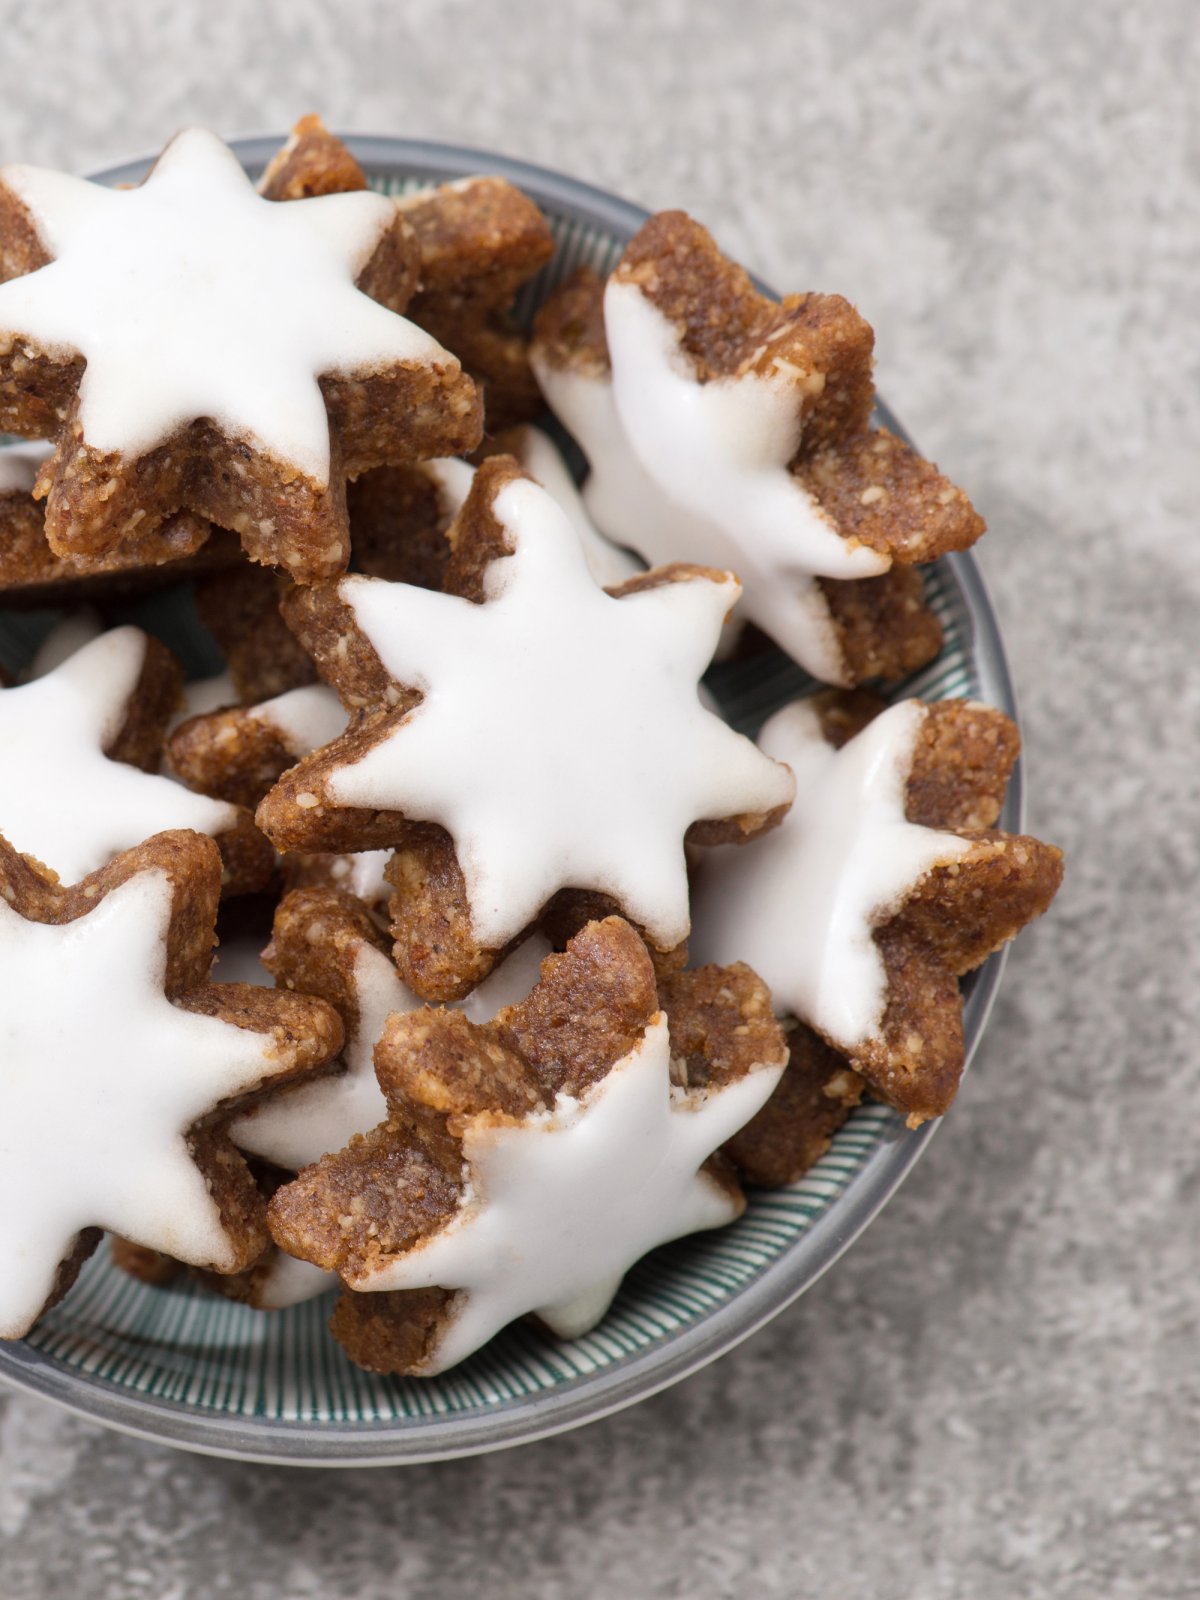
[0,1,1190,1595]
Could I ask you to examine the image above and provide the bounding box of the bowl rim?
[0,133,1021,1467]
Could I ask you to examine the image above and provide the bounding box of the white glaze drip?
[253,1253,338,1310]
[423,456,475,521]
[163,669,238,736]
[531,278,894,685]
[182,670,237,718]
[690,699,972,1049]
[322,849,393,909]
[326,476,794,949]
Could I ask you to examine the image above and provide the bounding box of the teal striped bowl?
[0,139,1020,1465]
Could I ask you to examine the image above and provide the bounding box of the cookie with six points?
[531,212,984,686]
[268,916,787,1374]
[207,888,551,1313]
[0,440,232,604]
[255,455,796,999]
[398,176,555,429]
[0,829,342,1338]
[691,692,1064,1126]
[0,126,482,583]
[0,623,272,892]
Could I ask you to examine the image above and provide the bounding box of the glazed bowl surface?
[0,136,1019,1465]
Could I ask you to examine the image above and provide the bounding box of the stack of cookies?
[0,118,1062,1376]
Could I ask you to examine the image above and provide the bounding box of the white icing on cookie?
[231,942,404,1174]
[169,679,345,751]
[345,1013,784,1372]
[422,437,637,591]
[0,868,297,1337]
[531,281,892,685]
[326,476,794,949]
[0,128,451,486]
[510,425,641,589]
[0,439,51,496]
[27,610,103,678]
[524,370,755,662]
[322,849,393,908]
[231,933,552,1173]
[0,625,238,883]
[690,699,972,1049]
[423,456,475,520]
[248,683,348,755]
[253,1252,338,1310]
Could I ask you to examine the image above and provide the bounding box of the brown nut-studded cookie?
[256,113,371,203]
[347,455,475,591]
[399,177,555,430]
[199,889,549,1315]
[0,622,272,893]
[167,682,347,811]
[692,692,1062,1127]
[0,828,342,1339]
[721,1023,866,1189]
[0,122,481,585]
[255,454,795,999]
[267,916,787,1375]
[194,563,319,703]
[350,423,637,599]
[530,213,985,686]
[230,886,550,1176]
[0,440,238,605]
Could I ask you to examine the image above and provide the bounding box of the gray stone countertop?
[0,1,1192,1594]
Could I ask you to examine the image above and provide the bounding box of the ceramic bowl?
[0,136,1020,1465]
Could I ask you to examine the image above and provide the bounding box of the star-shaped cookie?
[279,848,395,914]
[0,126,481,582]
[255,114,372,204]
[398,176,555,429]
[347,455,476,592]
[168,682,348,811]
[530,213,982,685]
[491,423,641,589]
[0,623,270,889]
[255,455,796,997]
[352,426,638,594]
[230,886,551,1175]
[0,830,342,1338]
[0,439,224,604]
[691,693,1064,1123]
[268,916,787,1374]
